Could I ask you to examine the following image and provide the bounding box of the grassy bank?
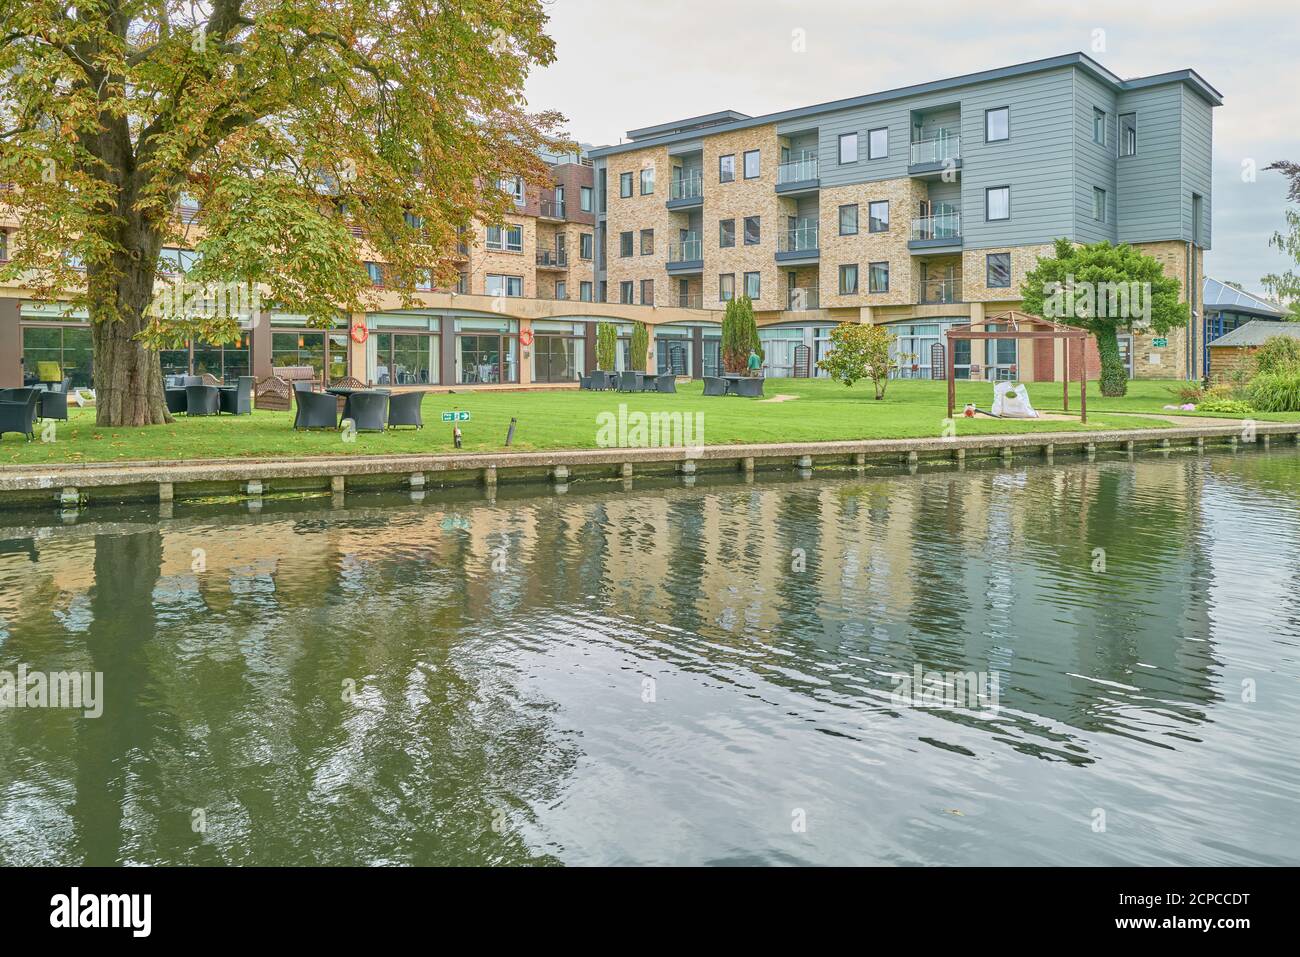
[0,378,1191,466]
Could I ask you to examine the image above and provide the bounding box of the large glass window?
[485,274,523,297]
[192,335,251,380]
[374,332,439,385]
[486,225,522,252]
[868,261,889,293]
[457,333,517,384]
[868,127,888,159]
[868,200,889,232]
[838,132,858,165]
[21,325,93,388]
[272,330,327,382]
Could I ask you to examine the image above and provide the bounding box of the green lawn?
[0,378,1191,466]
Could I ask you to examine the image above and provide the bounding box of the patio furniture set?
[0,380,73,441]
[577,371,764,398]
[164,375,255,416]
[292,378,425,432]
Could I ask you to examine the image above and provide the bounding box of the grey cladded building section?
[590,53,1220,254]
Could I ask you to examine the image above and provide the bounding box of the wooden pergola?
[944,311,1093,423]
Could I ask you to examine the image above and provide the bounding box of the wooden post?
[946,332,956,420]
[1080,369,1087,424]
[1062,338,1069,412]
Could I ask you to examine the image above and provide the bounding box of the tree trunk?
[89,241,172,427]
[1092,324,1128,398]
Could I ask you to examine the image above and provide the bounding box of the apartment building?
[2,153,616,390]
[590,52,1220,381]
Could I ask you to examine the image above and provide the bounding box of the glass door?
[535,336,580,383]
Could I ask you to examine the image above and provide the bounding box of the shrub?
[721,296,761,373]
[1166,383,1204,404]
[1246,371,1300,412]
[1254,336,1300,376]
[596,322,617,371]
[630,321,649,372]
[1198,397,1256,415]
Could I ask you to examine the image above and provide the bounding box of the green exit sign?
[441,411,471,422]
[1152,337,1168,348]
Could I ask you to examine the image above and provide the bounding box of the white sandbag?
[991,381,1038,418]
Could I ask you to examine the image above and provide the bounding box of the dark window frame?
[985,106,1010,143]
[985,185,1011,222]
[838,203,858,236]
[986,252,1011,288]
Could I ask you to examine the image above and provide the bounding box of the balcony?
[536,249,568,270]
[776,222,819,264]
[538,197,566,220]
[786,286,820,311]
[667,170,704,210]
[666,235,703,273]
[908,131,961,176]
[676,293,704,310]
[917,277,962,305]
[908,212,962,252]
[776,152,819,194]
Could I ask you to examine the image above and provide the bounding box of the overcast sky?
[524,0,1299,297]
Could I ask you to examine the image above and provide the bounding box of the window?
[580,232,593,260]
[985,186,1010,221]
[868,261,889,293]
[485,274,523,297]
[640,166,655,195]
[986,252,1011,288]
[580,186,593,212]
[365,262,385,285]
[985,107,1009,142]
[743,150,760,179]
[404,211,424,229]
[744,271,761,300]
[580,281,593,302]
[640,228,654,256]
[1092,108,1106,146]
[158,247,200,274]
[1192,193,1203,245]
[1093,187,1107,223]
[486,225,522,251]
[619,171,633,197]
[719,273,735,302]
[719,218,736,247]
[838,132,858,165]
[415,268,434,292]
[868,200,889,232]
[641,279,655,305]
[744,216,761,245]
[555,280,567,300]
[839,264,858,295]
[867,127,888,159]
[838,204,858,236]
[500,176,525,204]
[1119,113,1137,157]
[0,229,7,261]
[619,281,634,304]
[21,324,95,389]
[619,231,634,257]
[719,154,735,183]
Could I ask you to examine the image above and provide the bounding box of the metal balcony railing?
[668,235,702,262]
[777,152,818,184]
[670,171,703,201]
[676,293,703,309]
[779,222,819,253]
[538,198,565,218]
[910,212,962,242]
[536,249,569,268]
[786,287,820,310]
[909,132,961,166]
[917,277,962,305]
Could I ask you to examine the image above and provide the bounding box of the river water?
[1,448,1297,865]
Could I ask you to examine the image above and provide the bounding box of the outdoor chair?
[219,376,254,415]
[0,389,40,441]
[38,389,70,421]
[588,371,606,391]
[165,388,188,415]
[702,376,728,397]
[579,374,592,390]
[618,371,639,392]
[733,377,764,398]
[640,375,657,392]
[345,391,388,431]
[185,384,221,416]
[654,374,677,394]
[387,392,424,429]
[294,390,339,430]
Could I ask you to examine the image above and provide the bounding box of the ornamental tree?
[629,320,648,372]
[1262,160,1300,320]
[818,321,893,399]
[721,295,760,374]
[1020,238,1187,396]
[0,1,567,425]
[595,321,617,371]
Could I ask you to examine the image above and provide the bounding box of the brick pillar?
[0,297,21,387]
[348,312,368,383]
[518,318,533,386]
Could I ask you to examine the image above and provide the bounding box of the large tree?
[1262,160,1300,320]
[0,1,566,425]
[1020,238,1187,397]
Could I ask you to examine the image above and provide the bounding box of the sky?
[523,0,1300,298]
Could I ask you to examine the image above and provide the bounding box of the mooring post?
[620,462,633,479]
[409,472,425,489]
[482,466,497,488]
[905,451,918,466]
[1043,443,1055,457]
[243,480,263,496]
[158,482,174,503]
[331,475,346,494]
[853,452,866,467]
[739,456,755,473]
[796,454,813,469]
[1123,440,1135,455]
[679,460,697,475]
[551,465,569,483]
[953,448,965,463]
[58,487,79,508]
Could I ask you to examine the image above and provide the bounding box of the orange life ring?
[519,329,534,347]
[350,323,369,344]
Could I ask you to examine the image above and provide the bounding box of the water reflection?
[1,449,1298,865]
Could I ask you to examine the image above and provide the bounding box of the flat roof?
[589,52,1222,159]
[1210,320,1300,348]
